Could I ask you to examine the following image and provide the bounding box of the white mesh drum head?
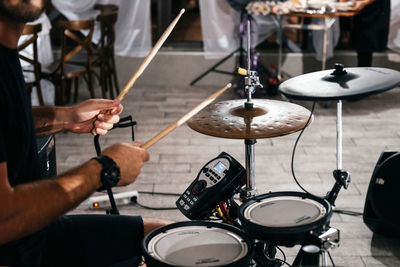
[147,225,248,266]
[244,196,326,227]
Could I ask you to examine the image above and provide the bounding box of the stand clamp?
[318,227,340,252]
[326,169,351,206]
[292,227,340,267]
[237,67,263,103]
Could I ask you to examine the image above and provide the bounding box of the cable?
[276,246,287,264]
[291,102,317,197]
[133,201,178,210]
[333,209,363,217]
[137,191,181,197]
[328,251,336,267]
[130,191,179,210]
[277,259,292,267]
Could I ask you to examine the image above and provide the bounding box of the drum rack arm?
[326,169,350,206]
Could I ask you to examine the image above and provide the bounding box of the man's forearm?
[0,159,102,245]
[32,106,72,136]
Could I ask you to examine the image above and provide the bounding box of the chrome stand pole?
[336,100,342,170]
[242,139,257,200]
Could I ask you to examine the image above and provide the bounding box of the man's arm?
[33,99,123,137]
[0,142,149,245]
[0,160,101,244]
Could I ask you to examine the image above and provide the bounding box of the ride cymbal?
[279,67,400,101]
[187,99,312,139]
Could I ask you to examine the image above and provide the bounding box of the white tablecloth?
[389,0,400,52]
[52,0,152,57]
[19,13,55,106]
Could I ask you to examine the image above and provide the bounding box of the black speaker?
[363,151,400,237]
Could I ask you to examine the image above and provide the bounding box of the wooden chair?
[96,12,120,99]
[54,19,95,105]
[18,24,45,106]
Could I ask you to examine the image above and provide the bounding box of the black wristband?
[93,155,120,191]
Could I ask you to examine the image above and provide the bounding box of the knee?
[142,217,175,236]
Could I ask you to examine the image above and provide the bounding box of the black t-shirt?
[0,44,45,266]
[0,44,40,184]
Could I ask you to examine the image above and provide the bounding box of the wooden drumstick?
[92,9,185,135]
[141,83,232,150]
[116,8,185,102]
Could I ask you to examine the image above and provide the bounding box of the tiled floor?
[56,65,400,266]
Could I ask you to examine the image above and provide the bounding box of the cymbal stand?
[326,68,351,206]
[240,19,263,201]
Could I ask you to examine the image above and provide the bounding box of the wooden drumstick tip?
[141,82,232,150]
[91,128,97,136]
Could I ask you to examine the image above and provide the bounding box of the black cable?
[291,102,317,197]
[277,259,292,267]
[328,251,336,267]
[137,191,181,197]
[276,246,287,264]
[130,191,180,210]
[333,209,363,217]
[133,201,178,210]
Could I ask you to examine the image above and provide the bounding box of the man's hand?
[66,99,123,135]
[101,142,149,186]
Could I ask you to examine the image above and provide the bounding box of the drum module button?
[192,180,207,195]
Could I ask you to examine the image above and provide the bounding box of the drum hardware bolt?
[318,227,340,251]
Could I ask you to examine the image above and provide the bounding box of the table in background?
[276,0,374,78]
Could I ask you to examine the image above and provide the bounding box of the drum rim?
[239,191,332,232]
[243,195,327,227]
[142,221,253,267]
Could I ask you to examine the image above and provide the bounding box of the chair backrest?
[55,19,94,69]
[18,23,44,105]
[96,12,118,53]
[18,24,42,67]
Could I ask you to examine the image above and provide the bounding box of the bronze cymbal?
[187,99,312,139]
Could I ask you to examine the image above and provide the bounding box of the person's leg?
[357,51,373,67]
[42,215,144,267]
[41,215,173,267]
[142,217,175,236]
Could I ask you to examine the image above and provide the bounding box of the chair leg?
[88,68,95,99]
[66,79,72,104]
[74,77,79,103]
[111,55,119,95]
[58,78,66,105]
[106,62,114,99]
[100,62,107,99]
[34,67,44,106]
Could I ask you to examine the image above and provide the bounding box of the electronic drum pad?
[279,67,400,101]
[142,221,253,267]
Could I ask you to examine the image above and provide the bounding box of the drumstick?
[92,9,185,135]
[141,83,232,150]
[116,8,185,101]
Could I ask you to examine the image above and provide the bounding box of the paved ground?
[56,75,400,266]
